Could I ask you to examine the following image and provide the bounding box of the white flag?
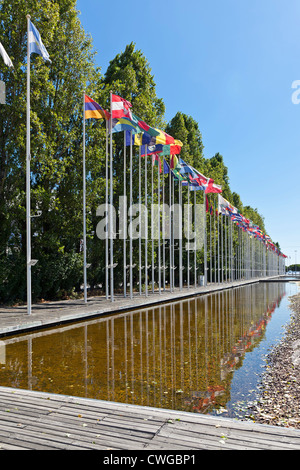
[0,41,13,68]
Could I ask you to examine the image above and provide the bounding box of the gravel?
[246,289,300,429]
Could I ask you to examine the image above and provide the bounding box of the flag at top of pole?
[28,18,51,62]
[111,93,132,120]
[0,41,13,68]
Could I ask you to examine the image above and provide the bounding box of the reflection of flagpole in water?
[28,338,32,390]
[124,316,128,402]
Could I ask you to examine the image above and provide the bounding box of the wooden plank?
[0,387,299,450]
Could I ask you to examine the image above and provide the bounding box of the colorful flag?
[163,159,170,174]
[85,95,110,120]
[112,117,142,134]
[0,41,13,68]
[218,195,237,215]
[152,153,162,173]
[154,127,175,145]
[28,19,51,62]
[130,113,160,137]
[125,130,156,145]
[179,159,198,178]
[111,94,132,119]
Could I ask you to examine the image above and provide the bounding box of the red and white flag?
[111,93,133,120]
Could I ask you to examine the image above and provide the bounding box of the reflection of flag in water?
[85,95,110,120]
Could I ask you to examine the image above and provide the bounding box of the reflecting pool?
[0,282,298,418]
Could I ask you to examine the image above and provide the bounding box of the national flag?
[218,195,236,215]
[187,166,222,194]
[170,155,179,169]
[163,159,170,174]
[154,127,175,145]
[130,113,160,137]
[152,153,162,173]
[112,117,142,135]
[179,159,198,178]
[0,41,13,68]
[125,130,156,146]
[158,142,183,156]
[85,95,110,120]
[28,19,51,62]
[111,94,132,119]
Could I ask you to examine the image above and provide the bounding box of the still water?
[0,282,298,419]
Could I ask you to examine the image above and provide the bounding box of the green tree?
[0,0,104,302]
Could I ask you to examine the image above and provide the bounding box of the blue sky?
[76,0,300,265]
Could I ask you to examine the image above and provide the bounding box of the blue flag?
[163,159,170,174]
[28,19,51,62]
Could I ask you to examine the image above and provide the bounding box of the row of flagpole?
[83,87,287,304]
[0,15,286,313]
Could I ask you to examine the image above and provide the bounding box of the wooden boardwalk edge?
[0,386,299,451]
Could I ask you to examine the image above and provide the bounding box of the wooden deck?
[0,386,299,450]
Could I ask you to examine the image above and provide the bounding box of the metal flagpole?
[172,172,175,290]
[204,192,207,286]
[123,131,126,297]
[217,201,220,284]
[214,199,216,282]
[162,160,166,291]
[187,183,190,289]
[221,213,224,283]
[109,91,114,301]
[151,155,154,293]
[179,180,183,290]
[210,200,212,284]
[83,92,87,303]
[194,190,197,288]
[26,14,32,315]
[169,161,173,292]
[130,130,133,299]
[139,145,142,295]
[145,145,148,296]
[105,120,109,299]
[157,155,161,294]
